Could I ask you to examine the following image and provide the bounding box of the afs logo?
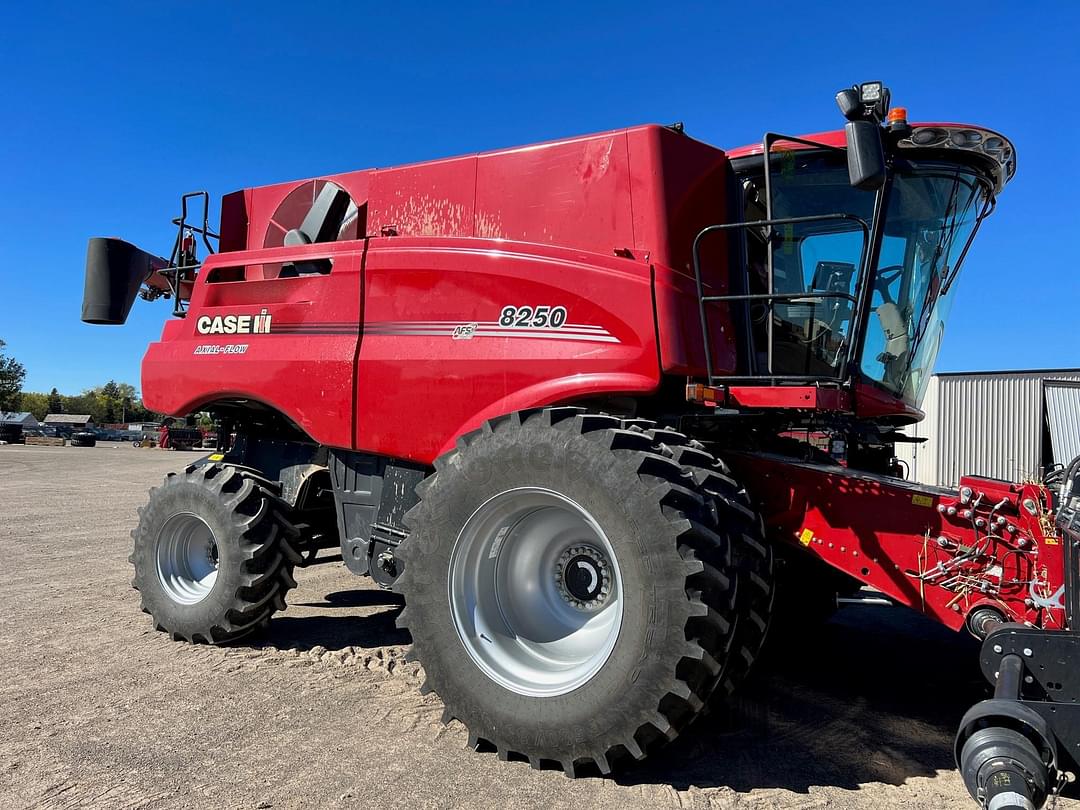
[452,322,478,340]
[196,308,272,335]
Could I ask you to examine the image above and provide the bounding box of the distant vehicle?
[161,426,202,451]
[132,434,155,448]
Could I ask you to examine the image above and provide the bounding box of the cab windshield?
[740,150,991,405]
[863,162,990,402]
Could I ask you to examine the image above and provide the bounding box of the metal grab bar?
[691,212,869,384]
[164,191,222,318]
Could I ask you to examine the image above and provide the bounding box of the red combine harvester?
[83,82,1080,808]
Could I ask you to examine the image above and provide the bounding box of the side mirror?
[845,120,886,191]
[82,237,166,325]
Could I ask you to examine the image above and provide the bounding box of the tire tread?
[397,409,774,775]
[131,464,299,644]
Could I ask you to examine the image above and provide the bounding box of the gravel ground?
[0,443,1071,810]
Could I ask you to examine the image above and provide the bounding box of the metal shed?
[896,369,1080,487]
[0,411,40,428]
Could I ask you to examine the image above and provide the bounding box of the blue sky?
[1,2,1077,395]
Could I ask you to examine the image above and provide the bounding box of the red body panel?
[144,241,363,448]
[688,384,853,411]
[356,238,659,462]
[144,124,746,457]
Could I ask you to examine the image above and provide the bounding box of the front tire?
[396,409,742,774]
[131,464,301,643]
[668,441,774,697]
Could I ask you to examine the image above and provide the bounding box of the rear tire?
[396,408,753,774]
[130,464,301,643]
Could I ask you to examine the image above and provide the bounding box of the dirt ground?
[0,444,1071,810]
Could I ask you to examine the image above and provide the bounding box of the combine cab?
[84,81,1078,807]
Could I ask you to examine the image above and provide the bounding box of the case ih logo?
[196,309,272,335]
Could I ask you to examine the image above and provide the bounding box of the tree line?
[20,381,161,424]
[0,339,161,425]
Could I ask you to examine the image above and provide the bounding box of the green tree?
[0,339,26,413]
[38,381,160,425]
[127,399,161,423]
[85,380,143,424]
[19,392,48,421]
[63,393,97,420]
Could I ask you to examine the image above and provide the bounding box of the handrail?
[165,191,220,318]
[691,213,869,384]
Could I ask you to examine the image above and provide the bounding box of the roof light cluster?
[898,125,1016,190]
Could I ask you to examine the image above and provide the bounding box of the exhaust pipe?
[81,237,167,325]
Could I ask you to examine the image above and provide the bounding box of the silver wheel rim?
[448,487,623,697]
[155,513,219,605]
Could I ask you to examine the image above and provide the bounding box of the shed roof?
[43,413,92,424]
[0,411,35,424]
[935,367,1080,378]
